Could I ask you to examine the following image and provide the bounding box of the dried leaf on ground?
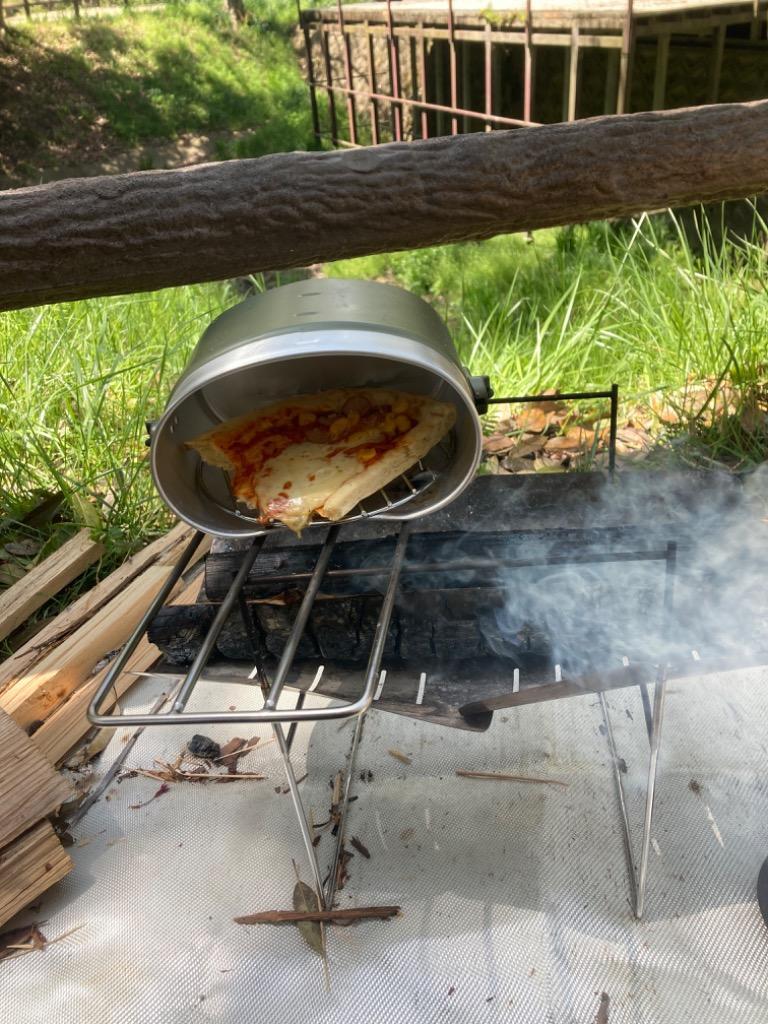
[483,433,519,455]
[293,881,325,955]
[3,539,43,559]
[217,737,249,773]
[545,427,598,452]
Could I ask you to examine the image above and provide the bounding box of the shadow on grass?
[0,7,317,184]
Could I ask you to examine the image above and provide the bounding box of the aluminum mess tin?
[150,278,484,538]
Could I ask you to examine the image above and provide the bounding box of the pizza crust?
[319,402,455,520]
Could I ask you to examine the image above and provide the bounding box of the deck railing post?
[385,0,403,141]
[297,2,321,142]
[524,0,534,123]
[617,0,634,114]
[364,20,380,145]
[447,0,458,134]
[336,0,358,145]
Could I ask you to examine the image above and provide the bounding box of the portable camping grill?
[87,280,768,922]
[89,376,715,920]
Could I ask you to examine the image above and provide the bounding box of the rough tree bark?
[1,101,767,312]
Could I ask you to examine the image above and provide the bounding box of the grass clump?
[329,210,768,465]
[0,0,316,184]
[0,283,232,563]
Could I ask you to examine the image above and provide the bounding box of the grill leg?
[599,691,638,914]
[636,668,668,919]
[600,666,668,920]
[272,720,325,900]
[324,710,368,909]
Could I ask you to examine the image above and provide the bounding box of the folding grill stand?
[89,384,677,920]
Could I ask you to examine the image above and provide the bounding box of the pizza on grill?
[187,387,456,533]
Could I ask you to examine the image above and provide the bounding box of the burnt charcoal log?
[204,524,680,603]
[147,591,507,668]
[253,603,321,661]
[150,605,216,664]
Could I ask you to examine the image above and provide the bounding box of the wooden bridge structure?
[298,0,768,146]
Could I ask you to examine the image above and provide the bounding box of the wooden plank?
[0,709,71,848]
[32,574,204,765]
[484,25,492,131]
[566,25,580,121]
[604,47,620,112]
[0,529,104,644]
[617,0,634,114]
[0,523,198,696]
[524,0,535,122]
[1,566,178,730]
[365,22,381,145]
[0,821,72,928]
[709,23,727,103]
[652,32,671,109]
[4,101,768,312]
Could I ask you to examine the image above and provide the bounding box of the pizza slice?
[187,387,456,533]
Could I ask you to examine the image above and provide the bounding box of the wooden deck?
[300,0,767,147]
[323,0,766,33]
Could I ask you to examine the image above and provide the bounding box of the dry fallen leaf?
[293,881,325,956]
[3,539,42,558]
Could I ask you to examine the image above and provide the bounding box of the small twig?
[350,836,371,859]
[456,769,568,787]
[234,906,400,925]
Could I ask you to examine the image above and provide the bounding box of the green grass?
[329,210,768,464]
[0,0,316,184]
[0,283,233,562]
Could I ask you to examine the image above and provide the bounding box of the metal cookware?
[150,278,487,537]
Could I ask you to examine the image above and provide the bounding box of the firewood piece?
[234,905,400,925]
[0,529,104,643]
[0,523,207,696]
[0,821,72,928]
[0,709,71,848]
[0,567,174,730]
[4,102,768,311]
[456,769,568,787]
[30,574,204,765]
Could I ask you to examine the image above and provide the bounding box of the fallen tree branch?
[2,101,767,311]
[234,905,401,925]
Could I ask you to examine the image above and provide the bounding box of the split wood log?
[32,573,204,765]
[0,568,174,730]
[0,522,203,697]
[1,101,768,311]
[0,529,104,643]
[234,905,400,925]
[0,708,71,848]
[0,821,72,928]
